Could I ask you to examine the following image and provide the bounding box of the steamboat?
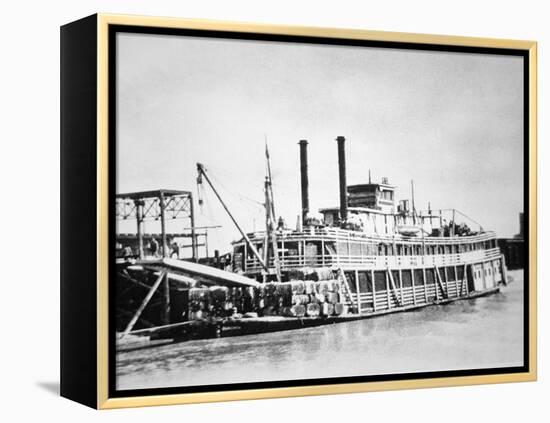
[116,136,507,343]
[223,136,506,316]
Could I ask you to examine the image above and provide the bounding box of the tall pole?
[197,163,268,272]
[263,177,270,267]
[265,141,276,221]
[159,192,168,258]
[162,272,170,326]
[135,199,144,259]
[266,177,282,282]
[158,192,170,325]
[411,180,416,225]
[336,136,348,224]
[189,193,197,261]
[451,208,456,237]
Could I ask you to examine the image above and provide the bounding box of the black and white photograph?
[112,28,527,393]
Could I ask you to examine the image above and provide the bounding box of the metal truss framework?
[116,190,193,221]
[115,190,197,260]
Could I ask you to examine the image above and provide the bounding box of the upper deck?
[228,136,500,277]
[232,226,500,275]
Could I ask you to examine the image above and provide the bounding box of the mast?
[411,179,416,225]
[196,163,268,272]
[264,143,282,282]
[263,177,270,268]
[265,139,276,221]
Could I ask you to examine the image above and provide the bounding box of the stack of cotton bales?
[259,276,348,318]
[257,282,279,316]
[286,267,334,282]
[188,287,211,320]
[186,267,348,321]
[188,286,256,320]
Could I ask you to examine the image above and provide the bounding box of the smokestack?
[336,136,347,223]
[299,140,309,225]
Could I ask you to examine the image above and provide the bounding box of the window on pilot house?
[380,190,394,201]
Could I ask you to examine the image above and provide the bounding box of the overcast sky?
[116,32,524,254]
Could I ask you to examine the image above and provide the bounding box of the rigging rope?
[199,167,265,241]
[207,168,264,209]
[454,209,484,230]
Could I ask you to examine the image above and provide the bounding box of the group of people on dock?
[118,237,181,260]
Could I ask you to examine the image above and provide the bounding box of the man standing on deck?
[170,239,180,259]
[149,237,159,257]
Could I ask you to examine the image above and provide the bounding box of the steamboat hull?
[204,287,501,339]
[118,285,501,350]
[169,229,506,342]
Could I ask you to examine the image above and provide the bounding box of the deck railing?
[240,226,497,246]
[243,247,502,273]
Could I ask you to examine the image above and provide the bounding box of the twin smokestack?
[299,140,309,225]
[299,136,347,226]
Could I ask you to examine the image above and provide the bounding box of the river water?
[116,270,524,391]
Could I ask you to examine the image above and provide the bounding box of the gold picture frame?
[60,13,537,409]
